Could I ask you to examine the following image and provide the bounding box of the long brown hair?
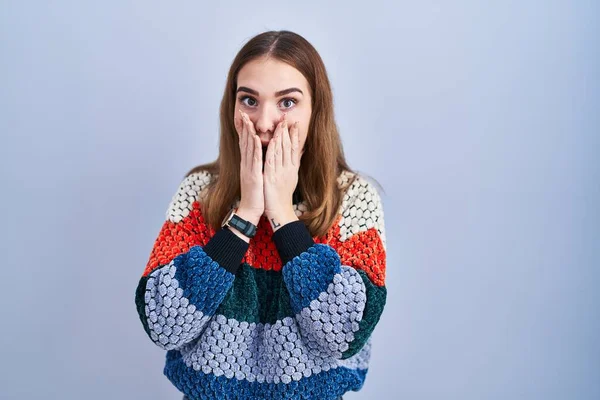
[185,30,379,237]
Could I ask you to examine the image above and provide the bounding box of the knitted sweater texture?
[134,170,387,400]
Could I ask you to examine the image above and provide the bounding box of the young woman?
[135,30,388,400]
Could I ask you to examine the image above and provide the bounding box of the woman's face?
[234,57,312,163]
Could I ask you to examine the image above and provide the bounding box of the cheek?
[290,110,310,139]
[300,114,310,144]
[232,113,242,135]
[298,127,308,147]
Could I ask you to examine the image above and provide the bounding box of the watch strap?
[229,213,257,238]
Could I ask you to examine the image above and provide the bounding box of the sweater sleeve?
[134,172,248,351]
[273,177,387,360]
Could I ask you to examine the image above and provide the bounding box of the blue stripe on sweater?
[282,244,342,313]
[173,245,235,315]
[164,349,366,400]
[141,246,236,350]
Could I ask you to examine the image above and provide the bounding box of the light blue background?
[1,1,598,399]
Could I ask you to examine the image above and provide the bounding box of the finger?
[275,119,284,170]
[252,134,262,174]
[236,109,243,148]
[273,115,284,140]
[271,118,282,171]
[244,113,254,170]
[245,112,258,167]
[239,110,249,169]
[282,116,291,166]
[265,127,276,176]
[246,112,257,136]
[291,121,300,166]
[277,113,286,128]
[234,111,243,136]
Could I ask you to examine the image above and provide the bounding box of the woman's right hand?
[235,109,264,225]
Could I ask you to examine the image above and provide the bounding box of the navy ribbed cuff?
[272,220,315,265]
[203,227,249,274]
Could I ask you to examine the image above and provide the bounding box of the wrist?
[235,207,262,227]
[267,209,299,232]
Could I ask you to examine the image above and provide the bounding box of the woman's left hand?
[263,115,302,231]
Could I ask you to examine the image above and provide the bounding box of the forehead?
[237,57,309,95]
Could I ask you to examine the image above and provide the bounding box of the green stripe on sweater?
[342,270,387,359]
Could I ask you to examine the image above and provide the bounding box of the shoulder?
[165,169,216,223]
[337,170,383,206]
[336,170,386,249]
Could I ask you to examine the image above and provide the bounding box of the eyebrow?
[236,86,304,97]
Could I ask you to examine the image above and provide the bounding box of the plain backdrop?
[1,1,598,399]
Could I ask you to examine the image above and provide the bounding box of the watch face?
[221,208,235,227]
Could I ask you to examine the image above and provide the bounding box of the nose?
[253,104,283,135]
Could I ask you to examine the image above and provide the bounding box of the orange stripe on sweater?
[143,202,386,286]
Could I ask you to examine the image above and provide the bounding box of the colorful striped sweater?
[134,170,387,400]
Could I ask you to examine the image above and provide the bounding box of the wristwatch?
[221,207,258,238]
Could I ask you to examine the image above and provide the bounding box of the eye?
[237,96,298,110]
[280,97,298,109]
[238,96,257,107]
